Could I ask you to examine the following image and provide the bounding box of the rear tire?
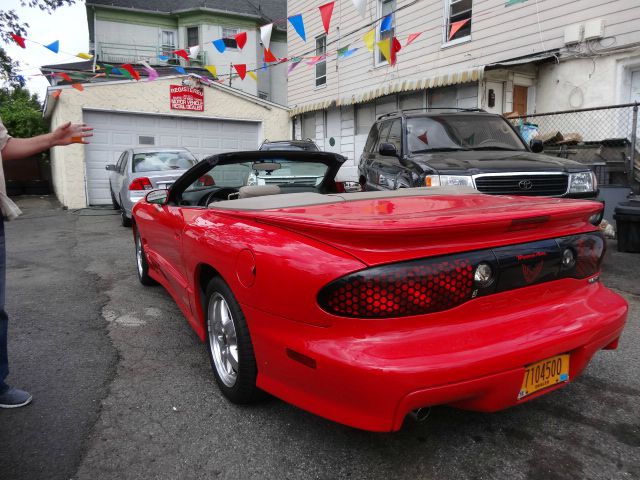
[120,202,132,227]
[134,228,157,286]
[205,277,260,404]
[110,188,120,210]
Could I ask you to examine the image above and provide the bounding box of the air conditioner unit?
[564,24,583,45]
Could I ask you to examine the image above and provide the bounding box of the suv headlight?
[425,174,474,188]
[568,171,596,193]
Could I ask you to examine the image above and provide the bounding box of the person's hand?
[50,122,93,146]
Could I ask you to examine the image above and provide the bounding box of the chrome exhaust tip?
[409,407,431,423]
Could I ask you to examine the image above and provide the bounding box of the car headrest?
[237,185,282,199]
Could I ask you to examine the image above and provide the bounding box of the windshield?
[185,159,329,191]
[406,115,526,153]
[132,151,197,173]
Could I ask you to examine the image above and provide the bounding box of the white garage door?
[83,110,260,205]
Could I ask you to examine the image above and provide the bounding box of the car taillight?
[199,174,215,186]
[129,177,153,191]
[558,233,605,279]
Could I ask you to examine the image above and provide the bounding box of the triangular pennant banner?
[391,37,402,66]
[377,39,391,64]
[288,14,306,42]
[405,32,422,46]
[212,39,226,53]
[306,55,324,66]
[10,33,26,48]
[448,18,470,41]
[233,64,247,80]
[57,72,72,82]
[77,52,93,60]
[287,59,302,75]
[142,66,158,82]
[363,29,376,51]
[52,90,62,99]
[337,46,349,57]
[158,55,170,62]
[248,71,258,81]
[260,23,273,50]
[341,48,358,59]
[175,66,186,74]
[235,31,247,50]
[45,40,59,53]
[351,0,367,18]
[319,2,335,34]
[111,68,121,75]
[72,83,84,92]
[189,45,200,58]
[174,49,190,61]
[264,48,277,63]
[121,64,141,81]
[380,14,392,32]
[204,65,217,77]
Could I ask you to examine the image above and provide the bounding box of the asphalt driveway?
[0,196,638,480]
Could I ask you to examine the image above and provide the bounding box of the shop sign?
[170,85,204,111]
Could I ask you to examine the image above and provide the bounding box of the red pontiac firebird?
[132,150,627,432]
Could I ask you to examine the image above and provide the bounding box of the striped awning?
[290,66,484,116]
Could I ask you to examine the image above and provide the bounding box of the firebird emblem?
[522,260,544,284]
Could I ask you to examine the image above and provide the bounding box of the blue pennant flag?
[175,66,186,74]
[111,68,121,75]
[380,14,393,32]
[288,14,306,42]
[341,48,358,59]
[261,62,267,72]
[45,40,59,53]
[212,39,226,53]
[158,55,170,61]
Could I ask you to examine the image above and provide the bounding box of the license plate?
[518,354,570,399]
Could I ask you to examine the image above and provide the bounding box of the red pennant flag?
[391,37,402,66]
[233,64,247,80]
[72,83,84,92]
[448,18,470,41]
[264,48,277,63]
[121,64,141,81]
[10,33,26,48]
[174,49,190,61]
[235,31,247,50]
[405,32,422,47]
[319,2,335,34]
[57,72,72,82]
[52,90,62,99]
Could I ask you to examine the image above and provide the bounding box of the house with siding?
[287,0,640,181]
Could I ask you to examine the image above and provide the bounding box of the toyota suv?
[358,109,598,199]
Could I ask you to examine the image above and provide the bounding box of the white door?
[84,111,260,205]
[485,81,504,114]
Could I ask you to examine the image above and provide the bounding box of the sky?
[3,0,89,100]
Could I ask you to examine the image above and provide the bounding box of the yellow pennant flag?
[204,65,217,77]
[377,38,391,63]
[76,52,93,60]
[248,71,258,81]
[363,29,376,51]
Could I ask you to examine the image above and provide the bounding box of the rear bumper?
[246,279,627,432]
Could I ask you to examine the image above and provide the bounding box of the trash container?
[614,198,640,253]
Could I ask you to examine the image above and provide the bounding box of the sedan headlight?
[425,174,474,188]
[568,171,597,193]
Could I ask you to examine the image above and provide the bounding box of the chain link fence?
[509,103,639,188]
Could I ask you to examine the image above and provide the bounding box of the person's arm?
[1,122,93,161]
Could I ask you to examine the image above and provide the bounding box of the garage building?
[43,75,290,209]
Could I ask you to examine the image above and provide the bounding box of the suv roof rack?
[376,107,486,120]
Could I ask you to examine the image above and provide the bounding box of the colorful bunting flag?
[287,59,302,75]
[380,14,392,32]
[340,48,358,59]
[140,61,158,81]
[235,31,247,50]
[174,49,190,61]
[319,2,335,34]
[45,41,59,53]
[189,45,200,58]
[233,64,247,80]
[363,29,376,51]
[52,90,62,99]
[121,64,141,81]
[288,14,306,42]
[10,33,26,48]
[204,65,217,77]
[72,83,84,91]
[391,37,402,66]
[337,46,349,57]
[212,39,226,53]
[351,0,367,18]
[57,72,72,82]
[158,55,170,61]
[448,18,470,41]
[405,32,422,46]
[260,23,273,50]
[175,66,186,74]
[305,55,324,66]
[264,48,277,63]
[377,39,391,64]
[111,68,121,75]
[248,71,258,81]
[77,52,93,60]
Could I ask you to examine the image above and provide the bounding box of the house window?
[161,30,176,56]
[446,0,472,43]
[302,113,316,139]
[187,27,199,47]
[222,28,238,49]
[315,35,327,87]
[356,103,375,135]
[376,0,395,64]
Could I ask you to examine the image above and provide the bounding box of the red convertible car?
[132,150,627,432]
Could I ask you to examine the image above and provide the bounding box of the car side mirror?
[379,142,398,157]
[530,139,543,153]
[105,164,116,171]
[145,189,169,205]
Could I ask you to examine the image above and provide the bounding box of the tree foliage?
[0,87,47,138]
[1,1,76,87]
